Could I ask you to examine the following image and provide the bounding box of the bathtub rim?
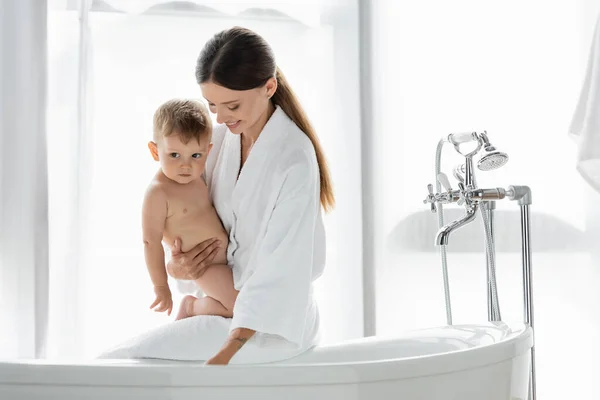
[0,322,533,387]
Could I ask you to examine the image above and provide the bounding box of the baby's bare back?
[160,178,228,265]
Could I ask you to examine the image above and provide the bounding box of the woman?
[167,26,334,365]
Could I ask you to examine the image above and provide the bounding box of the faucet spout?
[435,206,478,246]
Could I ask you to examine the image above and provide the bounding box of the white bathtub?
[0,321,532,400]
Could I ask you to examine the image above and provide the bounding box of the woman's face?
[200,79,276,135]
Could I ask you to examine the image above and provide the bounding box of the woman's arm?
[165,237,222,280]
[205,328,256,365]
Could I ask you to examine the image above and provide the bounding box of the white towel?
[570,13,600,193]
[96,315,311,364]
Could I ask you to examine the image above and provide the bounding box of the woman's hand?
[205,351,233,365]
[166,237,221,280]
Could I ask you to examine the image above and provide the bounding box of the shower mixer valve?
[423,131,509,213]
[423,180,462,210]
[423,178,507,211]
[456,182,473,209]
[423,174,467,208]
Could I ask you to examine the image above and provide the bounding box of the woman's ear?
[265,77,277,98]
[148,141,159,161]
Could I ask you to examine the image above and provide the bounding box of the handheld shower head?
[455,145,508,177]
[477,132,508,170]
[478,150,509,171]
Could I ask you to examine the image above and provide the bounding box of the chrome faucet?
[435,201,477,245]
[426,135,483,245]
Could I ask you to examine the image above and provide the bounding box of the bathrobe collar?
[229,105,290,192]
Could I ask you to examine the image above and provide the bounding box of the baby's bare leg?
[175,295,232,320]
[195,264,238,312]
[174,264,238,320]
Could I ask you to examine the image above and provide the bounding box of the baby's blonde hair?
[153,99,212,144]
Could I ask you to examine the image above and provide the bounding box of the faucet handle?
[457,182,465,206]
[456,181,471,207]
[424,183,437,213]
[437,173,452,191]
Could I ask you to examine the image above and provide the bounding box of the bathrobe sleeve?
[229,153,320,346]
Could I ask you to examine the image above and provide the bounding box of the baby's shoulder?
[144,178,169,201]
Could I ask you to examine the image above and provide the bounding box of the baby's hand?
[150,285,173,316]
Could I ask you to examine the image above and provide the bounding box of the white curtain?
[367,1,600,399]
[0,0,49,358]
[41,0,364,359]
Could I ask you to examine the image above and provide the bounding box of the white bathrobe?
[206,105,326,346]
[99,106,325,363]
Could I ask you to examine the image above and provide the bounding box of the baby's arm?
[142,184,172,315]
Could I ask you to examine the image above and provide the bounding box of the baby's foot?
[175,295,197,321]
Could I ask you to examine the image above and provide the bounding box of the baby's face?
[157,134,210,184]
